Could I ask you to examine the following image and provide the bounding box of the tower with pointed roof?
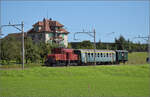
[27,18,69,47]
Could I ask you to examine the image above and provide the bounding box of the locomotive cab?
[45,48,78,66]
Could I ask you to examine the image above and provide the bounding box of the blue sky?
[1,1,149,43]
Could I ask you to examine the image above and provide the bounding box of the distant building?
[27,18,69,47]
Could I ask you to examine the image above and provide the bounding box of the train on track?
[44,48,128,66]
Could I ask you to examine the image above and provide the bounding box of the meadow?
[0,52,150,97]
[127,52,148,64]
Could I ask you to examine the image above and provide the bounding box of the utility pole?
[93,29,96,65]
[149,0,150,64]
[0,21,24,69]
[148,35,150,64]
[0,27,4,66]
[74,29,96,65]
[22,21,24,69]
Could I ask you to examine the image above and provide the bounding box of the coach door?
[85,53,87,63]
[112,53,114,62]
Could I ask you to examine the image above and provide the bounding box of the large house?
[27,18,69,47]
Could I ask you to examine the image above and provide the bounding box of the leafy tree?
[96,40,106,49]
[25,37,40,63]
[0,36,21,64]
[38,42,52,63]
[115,35,127,50]
[77,40,94,49]
[67,43,72,48]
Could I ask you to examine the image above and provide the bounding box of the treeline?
[70,36,148,52]
[0,36,58,65]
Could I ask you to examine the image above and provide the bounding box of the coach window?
[88,53,90,57]
[101,53,103,57]
[109,53,111,57]
[91,53,93,57]
[107,53,109,57]
[98,53,99,57]
[104,53,105,57]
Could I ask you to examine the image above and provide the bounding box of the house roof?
[27,18,68,34]
[4,33,27,39]
[34,21,43,26]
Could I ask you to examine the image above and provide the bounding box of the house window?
[34,26,39,31]
[31,35,35,40]
[39,26,42,30]
[51,26,55,31]
[38,34,42,40]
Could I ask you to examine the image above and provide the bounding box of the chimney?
[43,18,46,31]
[43,18,46,21]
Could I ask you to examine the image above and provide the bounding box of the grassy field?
[127,52,148,64]
[0,64,150,97]
[0,52,150,97]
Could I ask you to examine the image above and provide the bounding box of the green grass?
[127,52,148,64]
[0,52,149,97]
[0,64,150,97]
[0,63,42,69]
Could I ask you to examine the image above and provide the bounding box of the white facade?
[27,18,69,47]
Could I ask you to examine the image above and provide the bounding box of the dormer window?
[34,26,42,31]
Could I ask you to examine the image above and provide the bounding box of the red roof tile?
[56,28,69,33]
[33,21,43,26]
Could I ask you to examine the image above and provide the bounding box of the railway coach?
[74,49,116,65]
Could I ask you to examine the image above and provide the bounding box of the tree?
[96,40,106,49]
[67,43,72,48]
[0,36,21,64]
[25,37,40,63]
[115,35,127,50]
[77,40,94,49]
[38,42,52,63]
